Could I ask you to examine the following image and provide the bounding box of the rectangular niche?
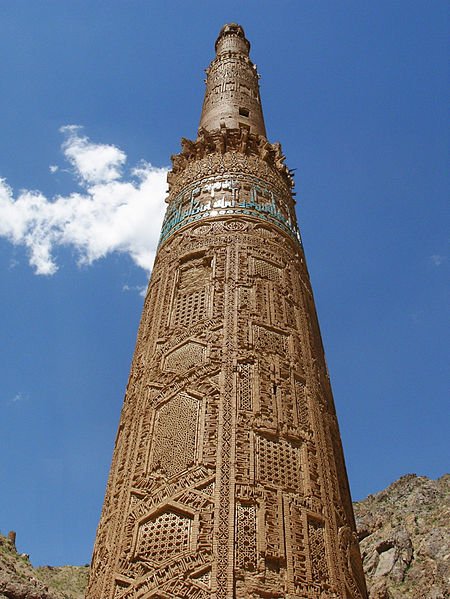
[171,256,212,329]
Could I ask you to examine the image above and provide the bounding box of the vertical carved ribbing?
[86,23,368,599]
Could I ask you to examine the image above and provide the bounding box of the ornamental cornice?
[167,127,295,196]
[161,148,300,247]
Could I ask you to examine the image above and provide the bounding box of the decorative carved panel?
[164,341,206,372]
[308,518,330,584]
[136,510,192,562]
[256,434,302,491]
[171,259,211,329]
[149,393,200,478]
[237,362,253,411]
[295,379,310,432]
[86,22,368,599]
[235,503,257,571]
[286,500,308,585]
[263,489,285,562]
[253,324,288,355]
[253,257,281,282]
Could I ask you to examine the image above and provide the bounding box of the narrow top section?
[198,23,267,138]
[215,23,250,55]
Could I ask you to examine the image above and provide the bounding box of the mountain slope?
[354,473,449,599]
[0,535,88,599]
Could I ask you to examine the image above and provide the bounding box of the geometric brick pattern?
[149,393,200,478]
[86,23,368,599]
[136,510,191,562]
[235,503,257,571]
[256,435,302,491]
[164,341,206,372]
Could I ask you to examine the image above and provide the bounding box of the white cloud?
[0,127,169,275]
[123,284,147,297]
[430,254,446,267]
[61,125,127,185]
[3,391,28,406]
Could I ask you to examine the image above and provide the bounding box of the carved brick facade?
[86,23,368,599]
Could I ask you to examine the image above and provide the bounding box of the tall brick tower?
[87,24,368,599]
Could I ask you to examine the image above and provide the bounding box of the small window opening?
[239,107,250,117]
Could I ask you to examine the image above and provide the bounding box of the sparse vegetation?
[0,532,89,599]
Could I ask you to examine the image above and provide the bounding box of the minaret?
[87,23,368,599]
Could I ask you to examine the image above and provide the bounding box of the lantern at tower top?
[198,23,267,137]
[215,23,250,55]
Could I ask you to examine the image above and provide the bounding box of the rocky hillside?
[1,474,448,598]
[354,473,449,599]
[0,534,88,599]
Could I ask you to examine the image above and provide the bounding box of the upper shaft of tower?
[198,23,267,138]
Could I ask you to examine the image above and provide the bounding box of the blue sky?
[0,1,448,567]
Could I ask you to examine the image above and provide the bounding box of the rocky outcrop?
[0,533,88,599]
[354,474,449,599]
